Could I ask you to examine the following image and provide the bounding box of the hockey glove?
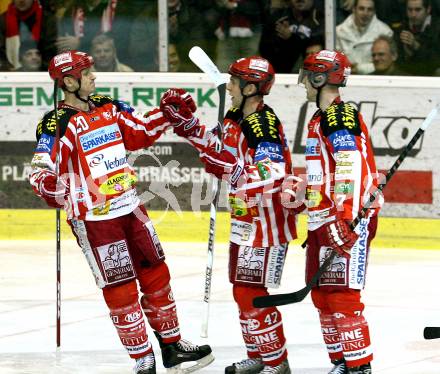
[30,169,69,209]
[325,218,358,258]
[200,148,244,186]
[160,89,199,137]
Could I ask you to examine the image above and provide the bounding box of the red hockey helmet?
[299,50,351,88]
[228,56,275,95]
[48,50,94,87]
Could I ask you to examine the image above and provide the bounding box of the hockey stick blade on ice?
[253,104,439,308]
[189,46,226,338]
[424,327,440,339]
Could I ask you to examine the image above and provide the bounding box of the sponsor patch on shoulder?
[328,130,357,151]
[35,133,55,153]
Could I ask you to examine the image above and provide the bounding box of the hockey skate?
[328,359,347,374]
[347,363,372,374]
[134,352,156,374]
[154,332,214,373]
[259,359,291,373]
[225,357,264,373]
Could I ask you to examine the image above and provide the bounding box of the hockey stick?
[424,327,440,339]
[189,46,227,338]
[254,104,439,308]
[53,80,61,347]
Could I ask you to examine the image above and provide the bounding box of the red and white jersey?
[187,104,297,247]
[305,98,380,231]
[30,95,170,221]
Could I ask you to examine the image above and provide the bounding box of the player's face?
[353,0,375,28]
[302,74,317,102]
[372,40,395,73]
[227,76,243,107]
[79,68,96,95]
[407,0,430,27]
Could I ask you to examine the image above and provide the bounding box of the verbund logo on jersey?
[79,124,121,152]
[86,143,129,179]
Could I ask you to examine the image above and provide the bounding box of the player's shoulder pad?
[320,101,361,137]
[89,94,113,107]
[241,104,282,148]
[224,106,243,123]
[36,107,77,141]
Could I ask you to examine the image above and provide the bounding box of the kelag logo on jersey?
[328,130,357,151]
[35,134,55,153]
[254,142,283,162]
[79,124,121,152]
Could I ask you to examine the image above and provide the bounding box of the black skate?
[134,352,156,374]
[259,359,291,373]
[328,359,347,374]
[155,332,214,373]
[225,358,264,373]
[348,363,372,374]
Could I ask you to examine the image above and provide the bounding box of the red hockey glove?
[200,148,244,186]
[160,89,199,137]
[30,169,69,208]
[325,218,358,258]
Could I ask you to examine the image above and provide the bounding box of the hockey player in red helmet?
[298,49,351,107]
[29,50,214,374]
[296,49,381,373]
[159,56,299,373]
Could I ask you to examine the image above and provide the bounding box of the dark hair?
[19,39,38,57]
[354,0,376,8]
[406,0,431,8]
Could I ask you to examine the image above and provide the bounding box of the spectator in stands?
[166,0,220,72]
[90,33,133,72]
[336,0,393,74]
[336,0,354,23]
[112,1,157,71]
[168,43,180,72]
[215,0,266,72]
[370,35,406,75]
[260,0,324,73]
[16,38,42,71]
[55,0,117,54]
[0,0,56,70]
[392,0,440,76]
[304,35,324,57]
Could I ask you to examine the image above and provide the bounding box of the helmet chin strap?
[239,81,261,113]
[315,87,322,109]
[65,79,89,103]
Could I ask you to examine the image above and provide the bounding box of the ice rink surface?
[1,240,440,374]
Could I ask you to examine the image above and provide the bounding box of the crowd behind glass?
[1,0,439,76]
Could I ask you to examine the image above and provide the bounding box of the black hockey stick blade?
[424,327,440,340]
[253,251,337,307]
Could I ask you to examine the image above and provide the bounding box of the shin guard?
[334,313,372,368]
[234,285,287,366]
[141,284,180,343]
[109,301,152,359]
[319,311,344,362]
